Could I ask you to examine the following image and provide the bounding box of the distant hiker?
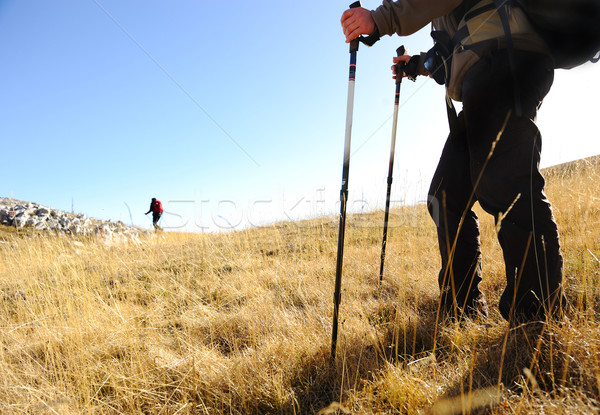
[145,197,163,231]
[341,0,566,324]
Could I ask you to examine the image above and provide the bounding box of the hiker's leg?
[462,49,564,322]
[428,114,486,319]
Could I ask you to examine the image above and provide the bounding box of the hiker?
[341,0,565,323]
[145,197,163,231]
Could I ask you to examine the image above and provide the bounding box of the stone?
[13,216,27,228]
[47,220,60,230]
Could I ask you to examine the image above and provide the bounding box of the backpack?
[153,200,163,213]
[431,0,599,124]
[502,0,600,69]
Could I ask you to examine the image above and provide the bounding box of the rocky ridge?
[0,197,143,238]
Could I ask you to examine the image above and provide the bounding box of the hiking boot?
[438,293,489,323]
[500,288,566,326]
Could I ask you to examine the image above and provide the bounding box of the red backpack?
[153,200,163,213]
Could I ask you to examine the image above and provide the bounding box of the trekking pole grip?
[395,45,406,85]
[349,1,362,53]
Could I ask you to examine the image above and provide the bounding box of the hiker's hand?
[392,55,411,79]
[341,7,375,43]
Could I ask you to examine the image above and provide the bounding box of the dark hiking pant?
[427,49,564,322]
[152,212,162,229]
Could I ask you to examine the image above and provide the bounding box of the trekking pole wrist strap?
[360,25,380,47]
[403,55,420,81]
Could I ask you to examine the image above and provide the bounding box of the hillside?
[0,156,599,414]
[542,154,600,177]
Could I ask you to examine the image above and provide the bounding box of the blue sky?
[1,1,598,231]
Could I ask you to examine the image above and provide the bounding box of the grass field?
[1,156,599,414]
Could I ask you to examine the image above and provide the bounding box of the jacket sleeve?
[370,0,463,37]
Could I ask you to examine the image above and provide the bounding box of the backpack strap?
[452,0,524,117]
[442,0,526,136]
[492,0,522,117]
[445,0,502,136]
[446,96,461,139]
[424,28,461,135]
[452,0,488,23]
[452,1,498,46]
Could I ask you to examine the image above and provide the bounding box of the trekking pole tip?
[349,1,361,8]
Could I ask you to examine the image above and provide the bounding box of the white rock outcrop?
[0,197,143,238]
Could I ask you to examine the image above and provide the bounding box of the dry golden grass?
[1,156,599,414]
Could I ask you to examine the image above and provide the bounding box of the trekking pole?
[331,0,362,364]
[379,46,406,282]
